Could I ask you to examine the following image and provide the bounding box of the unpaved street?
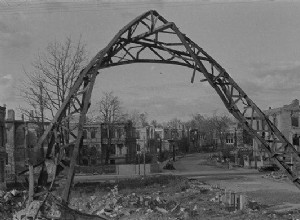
[168,153,300,212]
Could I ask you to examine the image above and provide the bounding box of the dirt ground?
[206,174,300,210]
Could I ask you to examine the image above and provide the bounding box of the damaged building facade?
[253,99,300,159]
[5,109,48,181]
[78,121,137,166]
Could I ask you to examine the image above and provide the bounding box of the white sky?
[0,0,300,122]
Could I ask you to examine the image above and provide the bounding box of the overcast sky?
[0,0,300,122]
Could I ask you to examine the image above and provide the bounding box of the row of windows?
[80,144,125,156]
[254,115,299,130]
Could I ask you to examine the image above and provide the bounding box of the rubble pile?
[0,189,27,220]
[68,180,214,219]
[262,171,288,181]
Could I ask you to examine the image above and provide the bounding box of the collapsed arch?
[32,10,300,206]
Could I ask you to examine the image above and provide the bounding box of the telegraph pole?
[143,139,146,177]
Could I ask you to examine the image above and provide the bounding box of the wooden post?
[62,73,97,204]
[25,123,34,206]
[28,164,34,206]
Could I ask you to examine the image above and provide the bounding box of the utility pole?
[138,150,140,175]
[143,139,146,177]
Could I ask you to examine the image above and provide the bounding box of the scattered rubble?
[4,175,300,220]
[67,179,216,219]
[261,171,288,181]
[0,189,27,220]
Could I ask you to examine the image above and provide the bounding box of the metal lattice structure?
[32,10,300,206]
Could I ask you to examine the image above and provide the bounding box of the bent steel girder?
[32,10,300,208]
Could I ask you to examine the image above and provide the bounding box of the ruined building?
[6,110,48,180]
[78,121,138,166]
[0,105,6,189]
[101,121,137,164]
[79,122,101,166]
[253,99,300,156]
[136,126,155,153]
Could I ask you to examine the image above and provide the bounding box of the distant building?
[101,121,137,164]
[79,122,101,166]
[136,126,155,153]
[154,125,187,153]
[252,99,300,156]
[0,106,6,189]
[224,121,244,149]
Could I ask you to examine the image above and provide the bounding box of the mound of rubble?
[67,180,216,219]
[0,189,27,220]
[7,175,300,220]
[261,171,288,181]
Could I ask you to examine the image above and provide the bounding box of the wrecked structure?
[136,125,155,153]
[101,121,137,164]
[16,10,300,219]
[5,110,50,181]
[79,122,101,166]
[253,99,300,160]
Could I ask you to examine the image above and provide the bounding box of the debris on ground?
[6,175,300,220]
[64,176,300,220]
[0,189,27,220]
[258,164,280,172]
[261,171,288,181]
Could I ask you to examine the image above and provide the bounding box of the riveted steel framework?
[32,10,300,206]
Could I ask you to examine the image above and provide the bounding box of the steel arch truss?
[32,10,300,208]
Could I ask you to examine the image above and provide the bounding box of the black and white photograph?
[0,0,300,219]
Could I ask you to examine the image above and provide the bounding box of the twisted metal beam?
[31,10,300,211]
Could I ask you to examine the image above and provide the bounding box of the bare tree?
[126,110,149,127]
[94,91,125,123]
[150,120,160,128]
[167,117,182,129]
[20,37,87,147]
[93,91,126,164]
[20,37,87,120]
[187,113,232,148]
[18,37,87,206]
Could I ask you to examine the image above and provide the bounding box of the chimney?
[7,109,15,121]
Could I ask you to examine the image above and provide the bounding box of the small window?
[101,126,108,138]
[110,144,116,155]
[91,129,96,139]
[83,130,88,139]
[117,144,123,155]
[293,135,299,146]
[292,116,299,127]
